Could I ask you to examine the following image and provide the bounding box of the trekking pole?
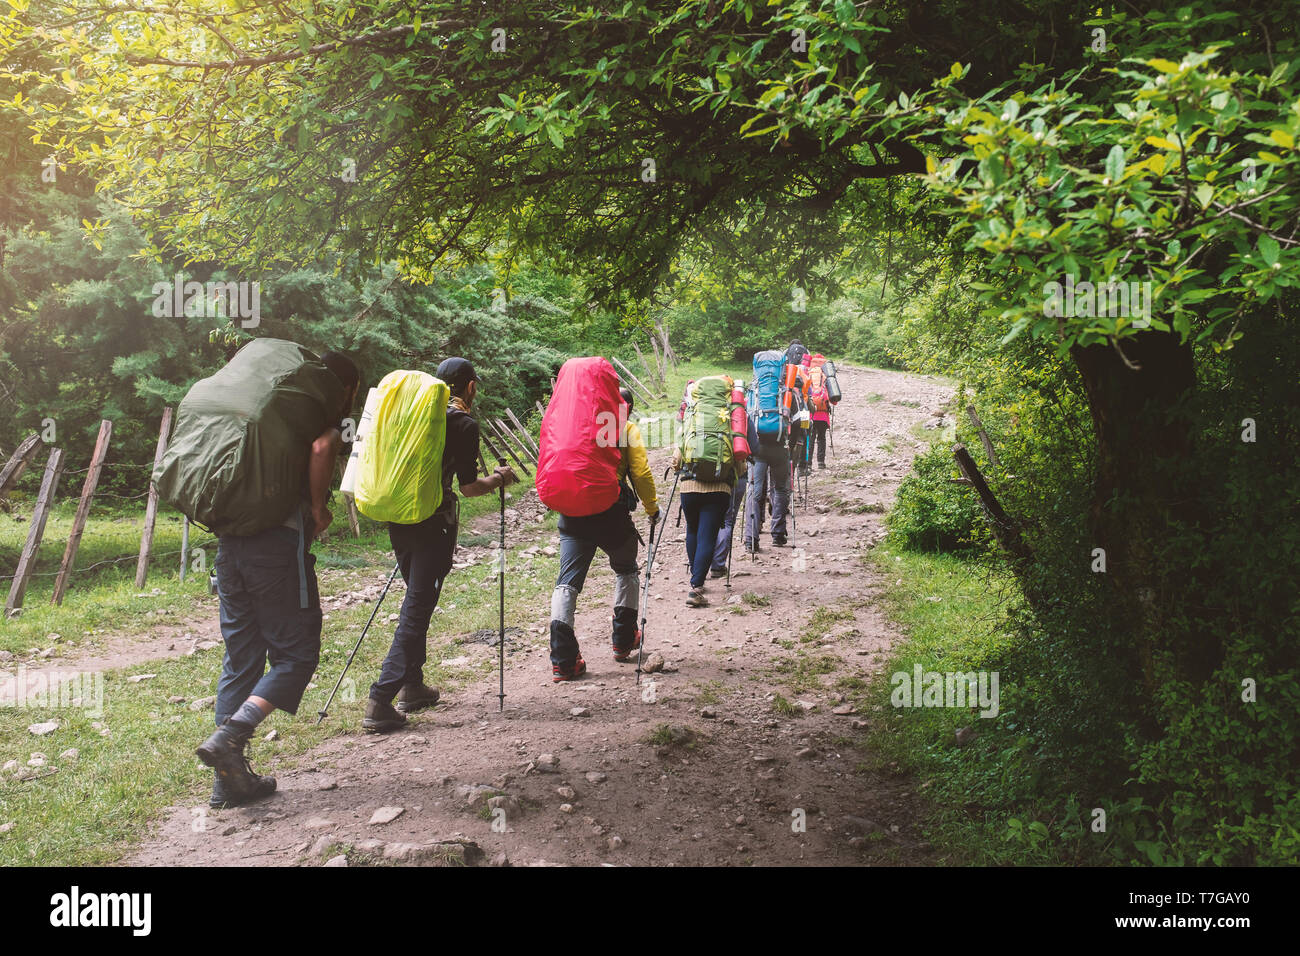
[318,561,401,723]
[639,466,681,685]
[496,454,507,713]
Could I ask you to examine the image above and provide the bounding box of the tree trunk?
[1071,331,1218,685]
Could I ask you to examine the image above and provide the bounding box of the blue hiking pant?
[215,522,321,723]
[681,491,730,588]
[746,440,791,543]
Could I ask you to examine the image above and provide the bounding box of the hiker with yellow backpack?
[672,375,748,607]
[354,358,517,733]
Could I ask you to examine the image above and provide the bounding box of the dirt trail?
[127,364,952,866]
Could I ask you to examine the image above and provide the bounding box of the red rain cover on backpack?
[536,356,623,517]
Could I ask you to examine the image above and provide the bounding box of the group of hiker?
[153,337,839,809]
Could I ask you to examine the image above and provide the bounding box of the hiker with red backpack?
[155,339,360,809]
[357,358,518,733]
[536,358,659,681]
[672,375,747,606]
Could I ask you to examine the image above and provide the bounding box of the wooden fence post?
[952,443,1031,564]
[0,433,42,507]
[51,419,113,605]
[504,408,540,458]
[5,448,65,616]
[965,405,1001,470]
[610,356,657,406]
[135,407,174,589]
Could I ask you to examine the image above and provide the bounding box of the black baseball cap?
[436,357,478,390]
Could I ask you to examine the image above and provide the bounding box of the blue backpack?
[750,350,787,443]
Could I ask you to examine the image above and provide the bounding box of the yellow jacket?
[619,420,658,516]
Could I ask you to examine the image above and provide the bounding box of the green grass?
[798,604,856,643]
[741,592,770,607]
[864,543,1041,864]
[771,694,800,717]
[0,510,561,866]
[770,652,839,694]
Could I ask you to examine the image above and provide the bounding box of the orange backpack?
[807,365,830,413]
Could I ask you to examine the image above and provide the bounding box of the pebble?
[189,696,217,712]
[324,855,348,867]
[585,771,607,785]
[607,835,624,851]
[167,695,186,705]
[369,806,405,825]
[303,817,335,830]
[832,703,856,715]
[27,753,47,767]
[28,720,58,736]
[221,825,238,836]
[317,778,338,791]
[559,803,574,814]
[58,748,78,761]
[641,652,665,674]
[701,707,717,719]
[795,747,816,759]
[263,729,279,742]
[556,786,576,800]
[569,707,590,718]
[126,673,157,683]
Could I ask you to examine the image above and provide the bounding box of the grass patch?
[771,694,800,717]
[741,592,770,607]
[771,652,839,693]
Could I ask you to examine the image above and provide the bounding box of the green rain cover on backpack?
[153,338,344,536]
[680,375,736,484]
[355,370,449,524]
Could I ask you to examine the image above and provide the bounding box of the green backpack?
[680,375,737,484]
[154,338,344,536]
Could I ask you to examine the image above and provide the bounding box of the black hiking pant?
[370,512,456,704]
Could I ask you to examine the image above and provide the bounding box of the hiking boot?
[196,721,260,803]
[686,587,708,607]
[772,534,788,547]
[613,631,642,663]
[395,683,440,714]
[363,697,408,734]
[552,657,588,682]
[210,764,276,809]
[611,606,641,661]
[744,539,759,553]
[709,566,727,579]
[818,461,826,470]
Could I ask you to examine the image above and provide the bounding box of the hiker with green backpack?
[356,358,517,733]
[672,375,747,607]
[155,338,360,809]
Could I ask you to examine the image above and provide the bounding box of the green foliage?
[887,444,989,553]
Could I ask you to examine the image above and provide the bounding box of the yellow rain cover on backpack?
[355,370,450,524]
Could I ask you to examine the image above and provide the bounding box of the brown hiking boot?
[396,683,440,714]
[363,698,408,734]
[686,587,708,607]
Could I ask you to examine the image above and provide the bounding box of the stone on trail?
[58,748,78,761]
[369,805,405,825]
[832,703,856,715]
[317,777,338,791]
[607,834,624,851]
[641,652,665,674]
[556,785,576,800]
[795,747,817,760]
[324,855,348,867]
[585,771,608,784]
[309,835,334,858]
[189,696,217,712]
[559,803,574,814]
[569,707,590,718]
[701,707,717,719]
[796,700,817,712]
[167,695,186,704]
[28,720,58,736]
[303,816,335,831]
[486,794,521,817]
[533,753,560,773]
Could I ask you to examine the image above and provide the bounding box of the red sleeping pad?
[536,356,623,517]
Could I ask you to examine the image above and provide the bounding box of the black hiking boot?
[709,566,727,578]
[196,720,261,803]
[363,698,408,734]
[210,763,276,809]
[395,683,440,714]
[772,534,788,547]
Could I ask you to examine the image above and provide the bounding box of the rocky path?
[123,364,952,867]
